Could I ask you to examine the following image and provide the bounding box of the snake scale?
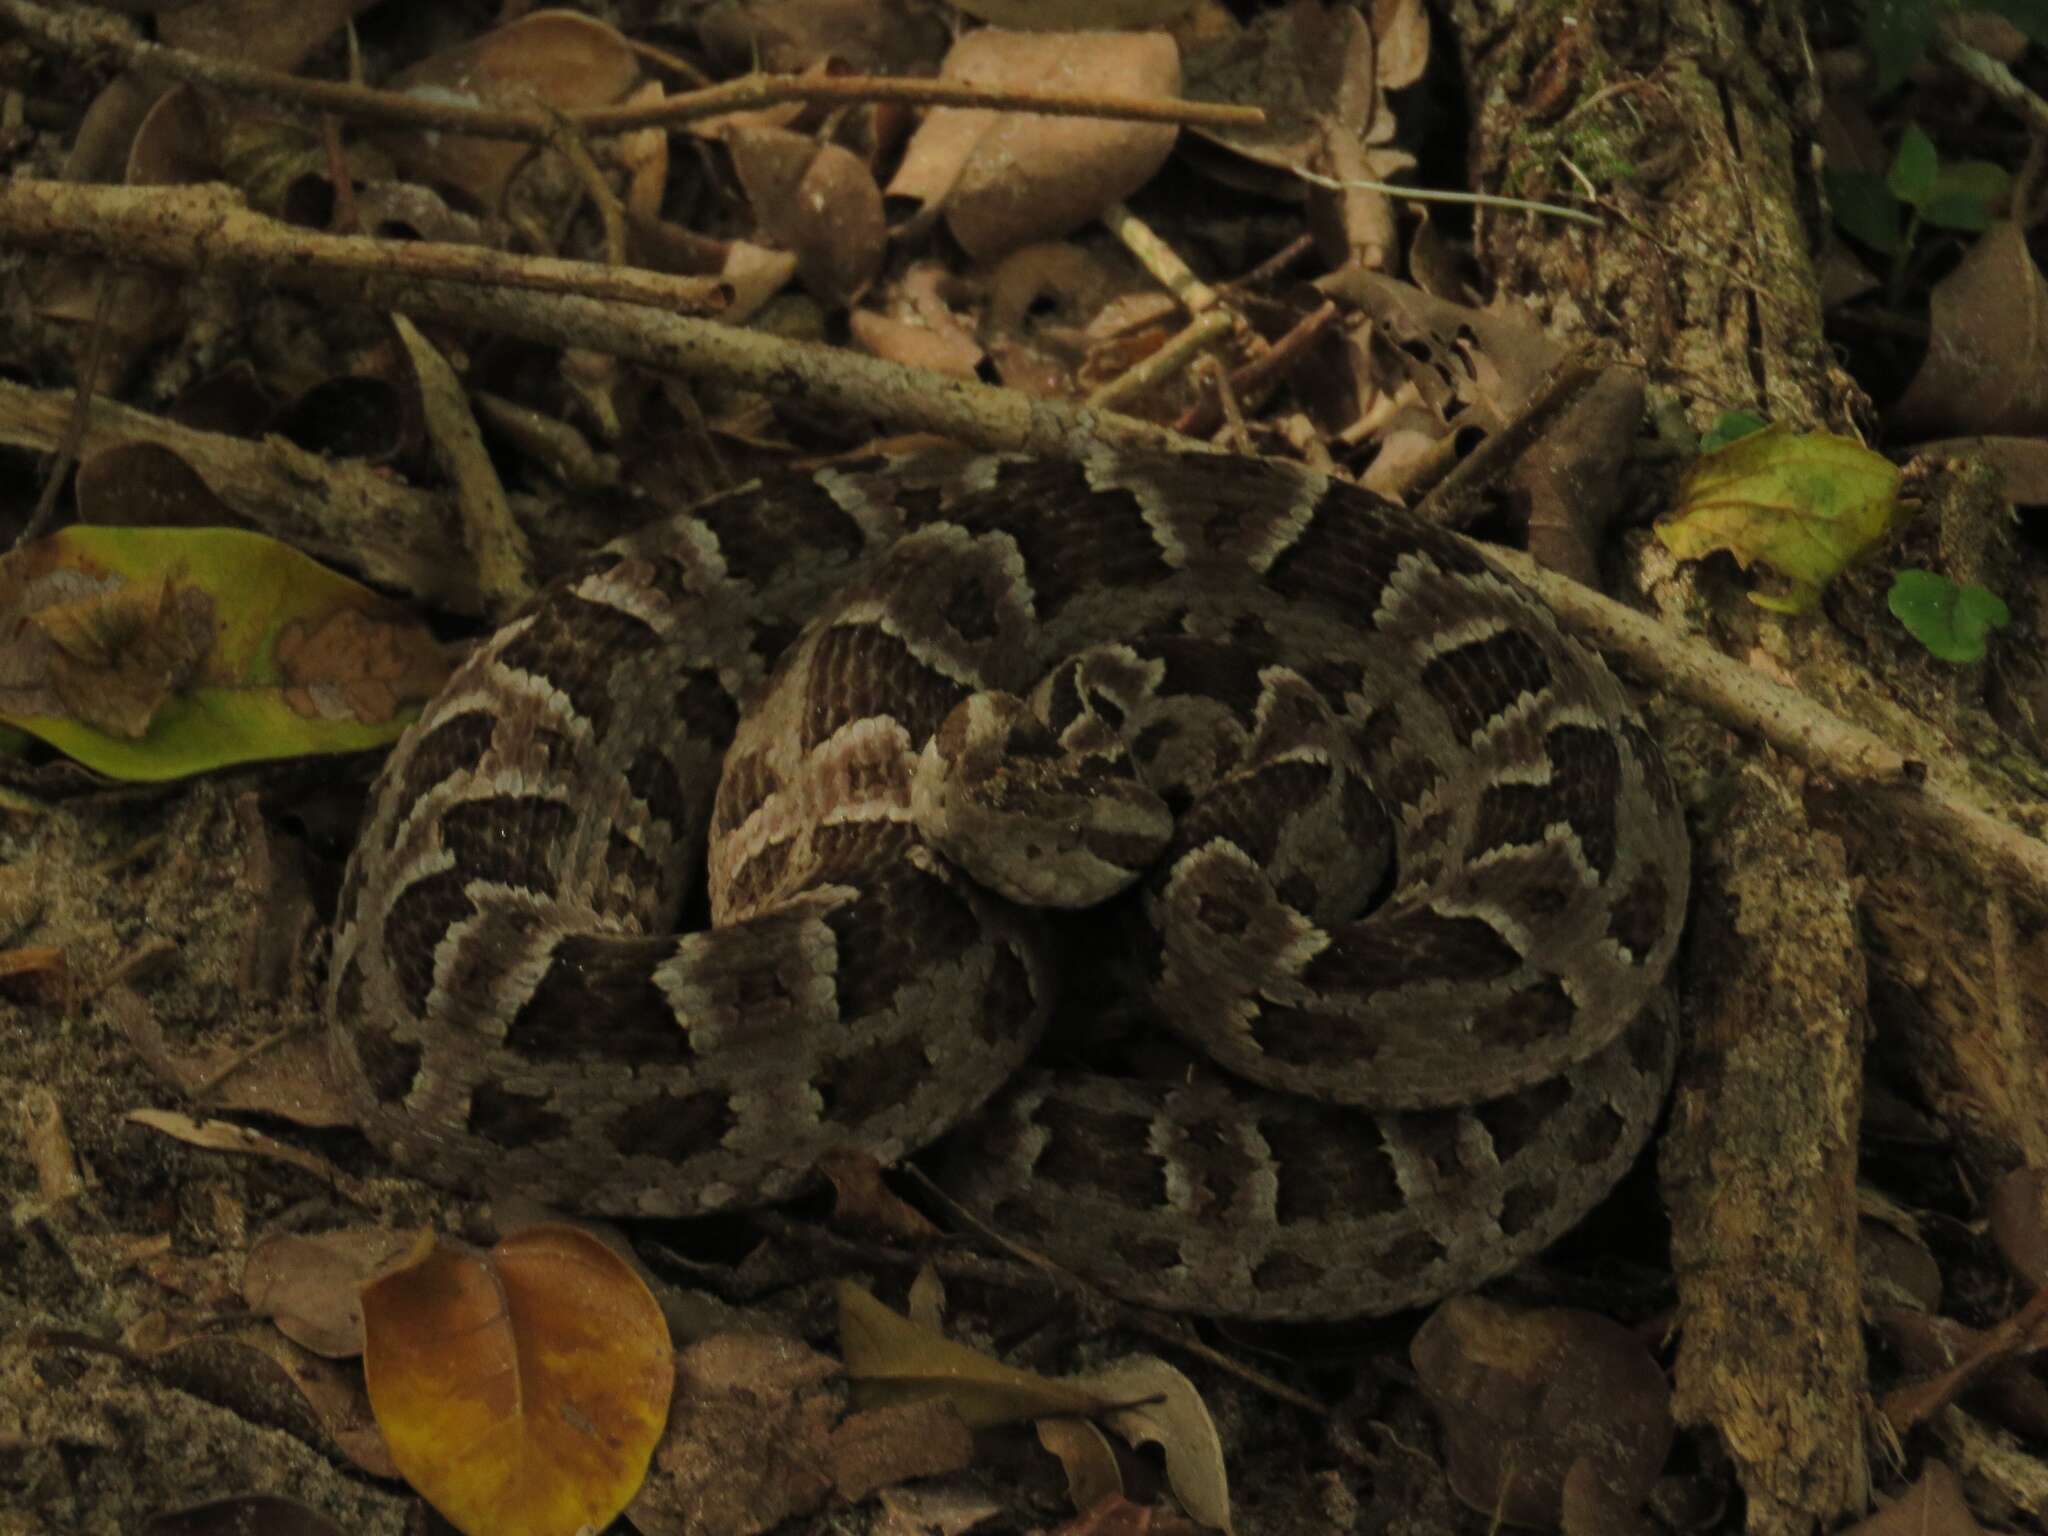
[325,446,1688,1320]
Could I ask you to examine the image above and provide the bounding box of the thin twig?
[0,0,1263,143]
[1935,30,2048,136]
[0,180,1197,463]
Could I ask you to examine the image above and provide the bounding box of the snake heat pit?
[326,447,1689,1320]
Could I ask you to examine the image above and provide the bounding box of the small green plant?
[1827,122,2009,255]
[1859,0,2048,96]
[1887,569,2011,662]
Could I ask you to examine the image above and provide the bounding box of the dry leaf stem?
[0,0,1263,143]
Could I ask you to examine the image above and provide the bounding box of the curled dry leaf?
[362,1224,675,1536]
[1410,1296,1674,1529]
[381,10,643,210]
[1890,222,2048,440]
[723,125,887,307]
[1069,1356,1233,1535]
[888,30,1181,261]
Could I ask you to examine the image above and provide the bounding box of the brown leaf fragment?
[725,126,887,307]
[888,31,1181,261]
[1842,1461,1985,1536]
[1515,367,1647,586]
[1411,1297,1673,1529]
[1891,222,2048,439]
[873,1483,1003,1536]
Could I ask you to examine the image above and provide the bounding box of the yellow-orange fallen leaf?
[361,1224,675,1536]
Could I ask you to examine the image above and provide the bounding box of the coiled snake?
[326,447,1688,1319]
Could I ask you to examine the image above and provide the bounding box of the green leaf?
[1888,123,1939,207]
[1701,411,1769,453]
[1888,569,2012,662]
[1860,0,1940,94]
[1658,425,1902,611]
[1920,159,2010,230]
[1825,169,1902,253]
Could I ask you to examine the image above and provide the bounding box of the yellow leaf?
[837,1282,1110,1429]
[362,1225,675,1536]
[1657,424,1901,611]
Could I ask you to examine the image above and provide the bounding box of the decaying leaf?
[722,125,887,306]
[888,30,1181,261]
[1410,1297,1673,1529]
[0,526,450,779]
[362,1224,675,1536]
[1657,424,1901,611]
[838,1282,1111,1428]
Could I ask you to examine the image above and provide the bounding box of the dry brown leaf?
[126,1109,364,1196]
[243,1227,418,1359]
[381,10,643,210]
[873,1483,1003,1536]
[1891,222,2048,439]
[723,125,886,307]
[888,30,1180,261]
[1411,1297,1674,1529]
